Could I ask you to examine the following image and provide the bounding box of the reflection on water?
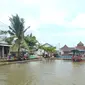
[0,60,85,85]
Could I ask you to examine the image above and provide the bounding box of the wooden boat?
[71,49,85,62]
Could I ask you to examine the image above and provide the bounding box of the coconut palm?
[8,14,30,58]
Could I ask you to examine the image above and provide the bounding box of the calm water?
[0,60,85,85]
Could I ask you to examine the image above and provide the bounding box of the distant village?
[0,41,56,59]
[60,41,85,56]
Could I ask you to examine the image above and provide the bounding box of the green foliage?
[24,33,38,50]
[8,14,30,57]
[0,30,8,41]
[0,30,8,35]
[38,43,56,53]
[37,43,42,49]
[8,14,29,39]
[47,47,56,53]
[43,46,56,53]
[0,14,57,56]
[5,37,14,44]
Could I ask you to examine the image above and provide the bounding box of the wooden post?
[2,46,4,59]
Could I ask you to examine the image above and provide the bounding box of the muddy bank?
[0,58,42,66]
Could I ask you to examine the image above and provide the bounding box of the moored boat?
[71,49,85,62]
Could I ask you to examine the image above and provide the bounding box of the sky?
[0,0,85,48]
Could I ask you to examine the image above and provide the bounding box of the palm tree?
[8,14,30,58]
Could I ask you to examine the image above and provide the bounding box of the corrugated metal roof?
[0,44,11,46]
[61,42,85,52]
[0,41,8,44]
[0,41,11,46]
[61,45,74,51]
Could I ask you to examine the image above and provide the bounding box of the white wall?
[35,49,44,55]
[60,50,64,55]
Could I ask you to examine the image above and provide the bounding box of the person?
[14,54,16,60]
[53,53,56,57]
[43,53,45,58]
[7,54,11,60]
[52,55,54,58]
[46,54,48,58]
[24,53,28,60]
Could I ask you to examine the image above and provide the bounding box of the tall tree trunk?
[18,42,21,60]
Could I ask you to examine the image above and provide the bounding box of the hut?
[0,41,11,58]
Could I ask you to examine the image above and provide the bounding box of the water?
[0,60,85,85]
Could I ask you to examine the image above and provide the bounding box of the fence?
[57,56,72,60]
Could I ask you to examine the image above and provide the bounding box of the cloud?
[25,18,40,30]
[39,1,67,25]
[0,13,11,30]
[25,18,41,39]
[69,13,85,28]
[0,13,10,24]
[42,12,85,29]
[20,0,40,5]
[52,30,85,37]
[39,0,85,29]
[40,10,67,25]
[1,0,85,47]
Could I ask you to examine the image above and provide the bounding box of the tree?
[0,30,8,35]
[48,47,56,53]
[24,33,38,55]
[0,30,8,41]
[40,45,56,56]
[24,33,38,51]
[5,37,14,44]
[8,14,30,58]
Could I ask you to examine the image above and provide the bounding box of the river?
[0,60,85,85]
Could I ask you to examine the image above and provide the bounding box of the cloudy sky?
[0,0,85,48]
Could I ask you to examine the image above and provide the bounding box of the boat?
[71,49,85,62]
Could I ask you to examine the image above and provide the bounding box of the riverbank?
[0,57,62,66]
[0,58,42,66]
[0,61,16,66]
